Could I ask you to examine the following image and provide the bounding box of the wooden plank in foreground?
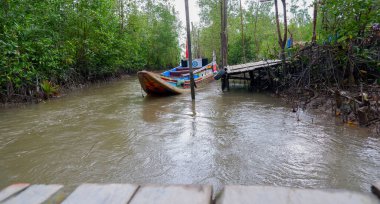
[0,183,30,203]
[216,185,379,204]
[3,184,63,204]
[62,183,138,204]
[372,182,380,199]
[129,184,212,204]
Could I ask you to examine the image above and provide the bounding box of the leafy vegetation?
[40,80,58,99]
[1,0,378,103]
[196,0,379,66]
[0,0,180,102]
[193,0,379,129]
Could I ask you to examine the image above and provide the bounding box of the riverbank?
[0,73,134,108]
[278,85,380,135]
[273,33,380,134]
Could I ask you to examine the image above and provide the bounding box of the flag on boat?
[212,50,217,72]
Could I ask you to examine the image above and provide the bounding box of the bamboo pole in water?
[185,0,195,100]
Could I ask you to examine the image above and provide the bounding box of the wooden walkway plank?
[0,183,30,203]
[216,185,380,204]
[2,184,63,204]
[129,184,212,204]
[227,60,282,74]
[61,183,138,204]
[371,182,380,199]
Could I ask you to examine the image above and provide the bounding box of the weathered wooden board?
[3,184,63,204]
[0,183,30,203]
[227,60,282,74]
[62,183,138,204]
[216,185,380,204]
[129,184,212,204]
[371,182,380,199]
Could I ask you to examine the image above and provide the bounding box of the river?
[0,76,379,194]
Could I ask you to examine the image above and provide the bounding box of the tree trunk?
[239,0,246,63]
[253,2,259,56]
[119,0,124,32]
[312,0,318,43]
[220,0,224,67]
[274,0,287,71]
[222,0,228,67]
[220,0,228,91]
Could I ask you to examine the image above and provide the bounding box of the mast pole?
[185,0,195,100]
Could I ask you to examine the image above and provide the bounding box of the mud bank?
[278,86,380,135]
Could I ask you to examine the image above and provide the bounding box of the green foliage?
[198,0,222,62]
[319,0,379,41]
[197,0,378,67]
[0,0,180,101]
[40,80,58,98]
[228,35,256,64]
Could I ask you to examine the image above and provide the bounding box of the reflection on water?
[0,76,379,195]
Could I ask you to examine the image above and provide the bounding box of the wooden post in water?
[220,0,229,91]
[249,71,254,90]
[185,0,195,100]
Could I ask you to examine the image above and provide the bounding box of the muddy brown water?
[0,76,379,194]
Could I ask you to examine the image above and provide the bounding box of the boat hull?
[137,70,215,96]
[137,71,189,96]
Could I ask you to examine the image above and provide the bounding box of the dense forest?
[1,0,379,103]
[0,0,180,102]
[196,0,379,65]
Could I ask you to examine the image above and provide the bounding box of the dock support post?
[221,75,226,91]
[226,74,230,91]
[221,73,229,91]
[249,71,254,91]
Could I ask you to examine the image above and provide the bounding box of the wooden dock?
[222,60,283,90]
[1,183,379,204]
[226,60,282,75]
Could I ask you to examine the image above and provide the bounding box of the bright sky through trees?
[174,0,200,25]
[173,0,313,53]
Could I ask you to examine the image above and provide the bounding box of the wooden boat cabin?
[160,58,217,88]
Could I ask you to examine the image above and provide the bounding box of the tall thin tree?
[311,0,318,43]
[220,0,228,90]
[239,0,246,63]
[274,0,287,70]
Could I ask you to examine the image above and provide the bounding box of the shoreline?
[2,74,380,135]
[0,73,134,108]
[277,86,380,136]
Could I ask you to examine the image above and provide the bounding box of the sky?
[173,0,200,54]
[173,0,314,53]
[173,0,314,28]
[174,0,201,26]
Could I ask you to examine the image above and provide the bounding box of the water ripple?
[0,77,379,195]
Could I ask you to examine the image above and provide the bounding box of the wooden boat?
[138,58,217,96]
